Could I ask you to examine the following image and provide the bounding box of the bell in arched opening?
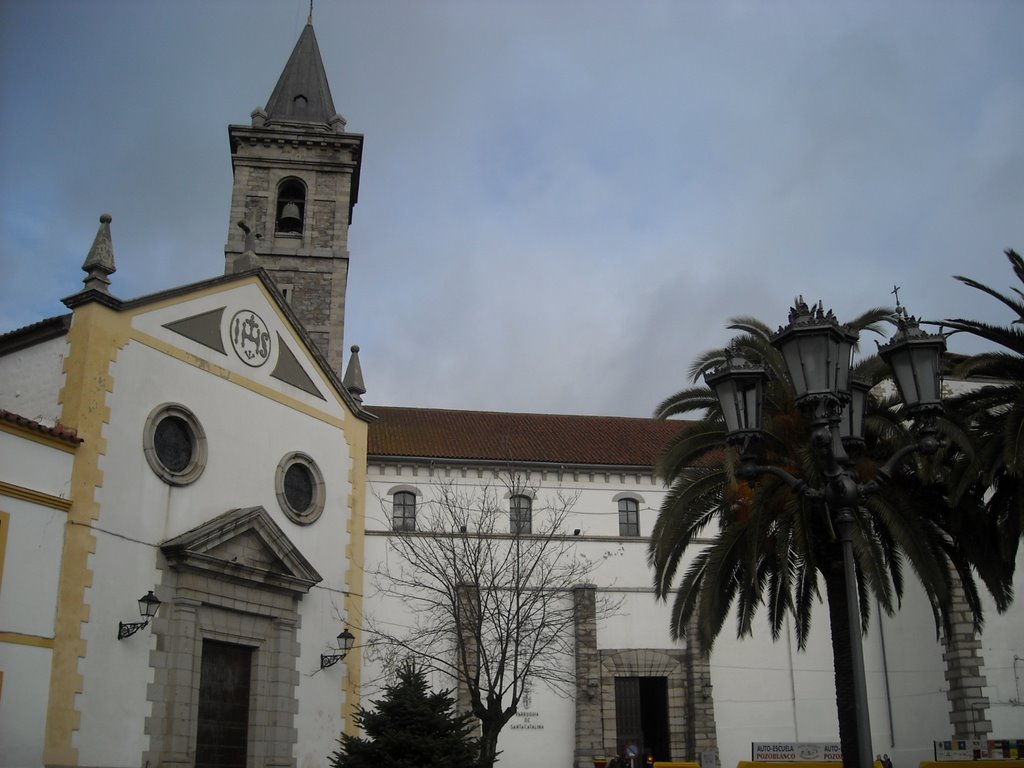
[279,202,302,231]
[275,178,306,234]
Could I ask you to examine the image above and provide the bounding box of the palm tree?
[649,308,985,767]
[941,249,1024,573]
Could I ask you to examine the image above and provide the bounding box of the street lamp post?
[704,298,945,768]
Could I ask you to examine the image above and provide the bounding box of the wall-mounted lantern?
[117,590,161,640]
[321,628,355,669]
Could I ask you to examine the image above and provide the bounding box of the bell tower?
[224,17,363,376]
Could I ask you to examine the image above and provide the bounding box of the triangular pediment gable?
[161,506,321,594]
[122,270,374,422]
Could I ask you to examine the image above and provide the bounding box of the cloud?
[2,1,1022,415]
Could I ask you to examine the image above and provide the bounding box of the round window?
[276,452,325,525]
[284,463,314,513]
[143,404,207,485]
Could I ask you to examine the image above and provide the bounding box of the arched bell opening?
[275,178,306,234]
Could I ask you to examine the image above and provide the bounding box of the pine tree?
[330,661,479,768]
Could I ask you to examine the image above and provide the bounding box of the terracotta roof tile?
[366,406,688,467]
[0,409,82,444]
[0,314,71,355]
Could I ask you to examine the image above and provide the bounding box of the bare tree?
[364,471,616,768]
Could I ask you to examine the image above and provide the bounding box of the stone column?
[686,611,719,766]
[146,596,201,768]
[264,616,299,768]
[574,584,603,768]
[943,586,991,739]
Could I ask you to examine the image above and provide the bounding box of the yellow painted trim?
[342,415,368,736]
[0,510,8,596]
[45,302,130,766]
[0,481,72,511]
[0,421,78,453]
[129,329,346,428]
[0,631,55,649]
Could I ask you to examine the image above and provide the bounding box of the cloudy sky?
[1,1,1021,417]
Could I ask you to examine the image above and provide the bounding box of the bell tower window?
[275,178,306,234]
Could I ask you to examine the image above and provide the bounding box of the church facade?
[0,234,372,767]
[1,17,1022,768]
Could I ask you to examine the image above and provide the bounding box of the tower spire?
[262,16,341,127]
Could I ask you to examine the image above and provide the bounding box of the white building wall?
[0,335,67,425]
[363,459,1024,768]
[363,463,679,764]
[0,493,66,641]
[0,428,74,515]
[0,644,55,768]
[712,618,829,760]
[978,564,1024,738]
[0,429,73,768]
[869,579,949,764]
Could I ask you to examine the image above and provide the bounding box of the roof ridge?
[366,404,667,421]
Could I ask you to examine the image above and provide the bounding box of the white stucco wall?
[0,643,55,768]
[0,334,68,425]
[0,494,66,638]
[363,464,679,765]
[0,428,75,501]
[869,579,949,764]
[0,429,73,768]
[978,563,1024,738]
[709,577,953,768]
[364,459,1024,768]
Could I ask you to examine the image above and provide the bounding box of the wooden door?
[195,640,253,768]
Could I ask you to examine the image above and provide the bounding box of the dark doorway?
[615,676,671,761]
[195,640,253,768]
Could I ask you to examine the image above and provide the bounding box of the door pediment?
[161,506,322,594]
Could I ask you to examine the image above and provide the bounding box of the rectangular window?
[618,498,640,537]
[510,495,532,535]
[392,491,417,531]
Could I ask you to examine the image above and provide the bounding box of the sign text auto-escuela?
[752,743,843,762]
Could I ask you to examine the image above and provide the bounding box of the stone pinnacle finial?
[342,344,367,402]
[81,213,116,293]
